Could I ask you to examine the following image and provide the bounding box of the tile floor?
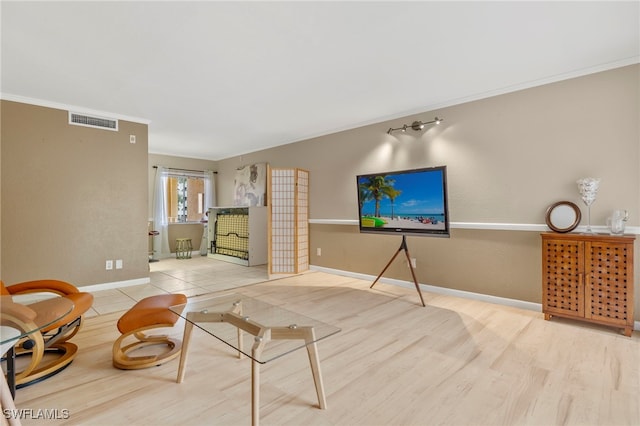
[86,256,269,318]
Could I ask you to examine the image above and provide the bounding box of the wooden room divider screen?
[268,167,309,276]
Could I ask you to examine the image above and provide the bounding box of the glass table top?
[0,295,74,345]
[171,293,341,364]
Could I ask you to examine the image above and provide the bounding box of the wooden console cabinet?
[541,232,635,336]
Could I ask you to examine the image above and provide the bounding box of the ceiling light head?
[411,121,425,131]
[386,116,444,135]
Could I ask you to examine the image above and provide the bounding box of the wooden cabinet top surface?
[541,232,636,243]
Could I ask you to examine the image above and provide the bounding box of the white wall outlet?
[411,258,417,268]
[106,260,113,270]
[115,259,123,269]
[129,134,136,144]
[316,248,322,256]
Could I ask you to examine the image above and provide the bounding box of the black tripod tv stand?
[369,234,425,307]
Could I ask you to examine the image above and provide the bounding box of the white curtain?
[152,166,170,258]
[201,170,217,255]
[204,170,217,211]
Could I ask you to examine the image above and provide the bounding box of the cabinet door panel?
[542,239,584,317]
[585,241,632,325]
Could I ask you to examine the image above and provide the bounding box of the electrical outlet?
[411,258,417,268]
[115,259,123,269]
[106,260,113,270]
[317,248,322,256]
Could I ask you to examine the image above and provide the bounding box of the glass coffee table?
[171,293,340,426]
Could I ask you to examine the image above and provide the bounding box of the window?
[166,174,205,223]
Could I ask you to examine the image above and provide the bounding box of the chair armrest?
[6,280,80,296]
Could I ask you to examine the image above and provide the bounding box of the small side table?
[175,238,192,259]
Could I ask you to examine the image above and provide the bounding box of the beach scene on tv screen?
[358,169,446,231]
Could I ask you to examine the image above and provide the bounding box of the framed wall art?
[234,162,267,207]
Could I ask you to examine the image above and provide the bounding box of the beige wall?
[310,225,542,302]
[216,65,640,319]
[1,101,149,286]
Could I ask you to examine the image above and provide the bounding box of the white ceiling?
[2,1,638,161]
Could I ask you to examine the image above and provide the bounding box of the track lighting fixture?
[386,117,443,135]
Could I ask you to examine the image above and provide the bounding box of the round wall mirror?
[545,201,581,233]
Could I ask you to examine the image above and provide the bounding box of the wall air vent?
[68,112,118,131]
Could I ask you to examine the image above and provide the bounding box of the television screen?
[356,166,450,237]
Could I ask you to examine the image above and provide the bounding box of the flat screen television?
[356,166,450,237]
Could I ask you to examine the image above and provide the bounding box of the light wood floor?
[8,271,640,425]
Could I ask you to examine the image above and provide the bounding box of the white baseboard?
[81,277,151,293]
[10,277,150,304]
[309,265,640,332]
